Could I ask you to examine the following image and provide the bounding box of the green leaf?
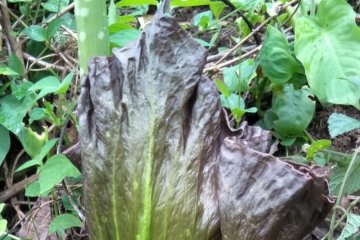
[170,0,213,7]
[17,126,47,158]
[257,25,299,84]
[16,138,58,172]
[25,181,40,197]
[221,94,245,110]
[0,125,10,166]
[46,18,63,40]
[8,54,25,76]
[0,219,7,236]
[267,84,315,137]
[49,214,82,233]
[294,0,360,109]
[306,139,331,160]
[41,0,69,12]
[11,81,33,100]
[193,11,213,30]
[28,76,60,98]
[110,30,141,47]
[338,213,360,240]
[0,93,37,133]
[209,1,224,19]
[38,154,80,194]
[223,59,256,93]
[214,80,230,97]
[29,107,47,124]
[55,72,73,94]
[232,0,263,13]
[116,0,157,6]
[23,25,47,42]
[0,65,19,76]
[330,157,360,195]
[328,113,360,138]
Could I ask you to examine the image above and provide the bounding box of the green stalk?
[75,0,110,76]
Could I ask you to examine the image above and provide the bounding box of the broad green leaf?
[0,93,37,133]
[116,0,157,6]
[223,59,256,93]
[17,126,47,158]
[11,81,33,100]
[16,138,58,172]
[232,0,263,13]
[38,154,80,194]
[328,113,360,138]
[221,94,245,110]
[49,214,82,233]
[330,156,360,195]
[46,18,63,40]
[338,213,360,240]
[28,76,60,98]
[29,107,47,124]
[258,26,299,84]
[56,72,73,94]
[41,0,69,12]
[209,1,224,19]
[25,181,40,197]
[110,30,141,47]
[0,65,19,76]
[268,84,315,137]
[23,25,47,42]
[306,139,331,160]
[295,0,360,109]
[0,219,7,236]
[8,54,25,76]
[0,125,10,166]
[214,80,230,97]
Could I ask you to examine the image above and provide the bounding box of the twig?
[0,174,39,202]
[204,45,262,72]
[24,52,66,72]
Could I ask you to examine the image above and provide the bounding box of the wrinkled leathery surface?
[78,5,220,240]
[78,3,333,240]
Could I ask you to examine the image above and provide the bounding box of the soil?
[308,104,360,153]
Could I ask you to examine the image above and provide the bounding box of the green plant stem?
[310,0,315,16]
[75,0,110,76]
[328,148,360,240]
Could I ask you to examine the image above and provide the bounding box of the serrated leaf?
[41,0,69,12]
[28,76,60,98]
[23,25,47,42]
[268,84,315,137]
[16,138,58,172]
[338,213,360,240]
[38,154,80,194]
[214,79,230,97]
[49,214,82,233]
[0,125,10,166]
[257,25,299,84]
[330,157,360,195]
[306,139,331,160]
[295,0,360,109]
[328,113,360,138]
